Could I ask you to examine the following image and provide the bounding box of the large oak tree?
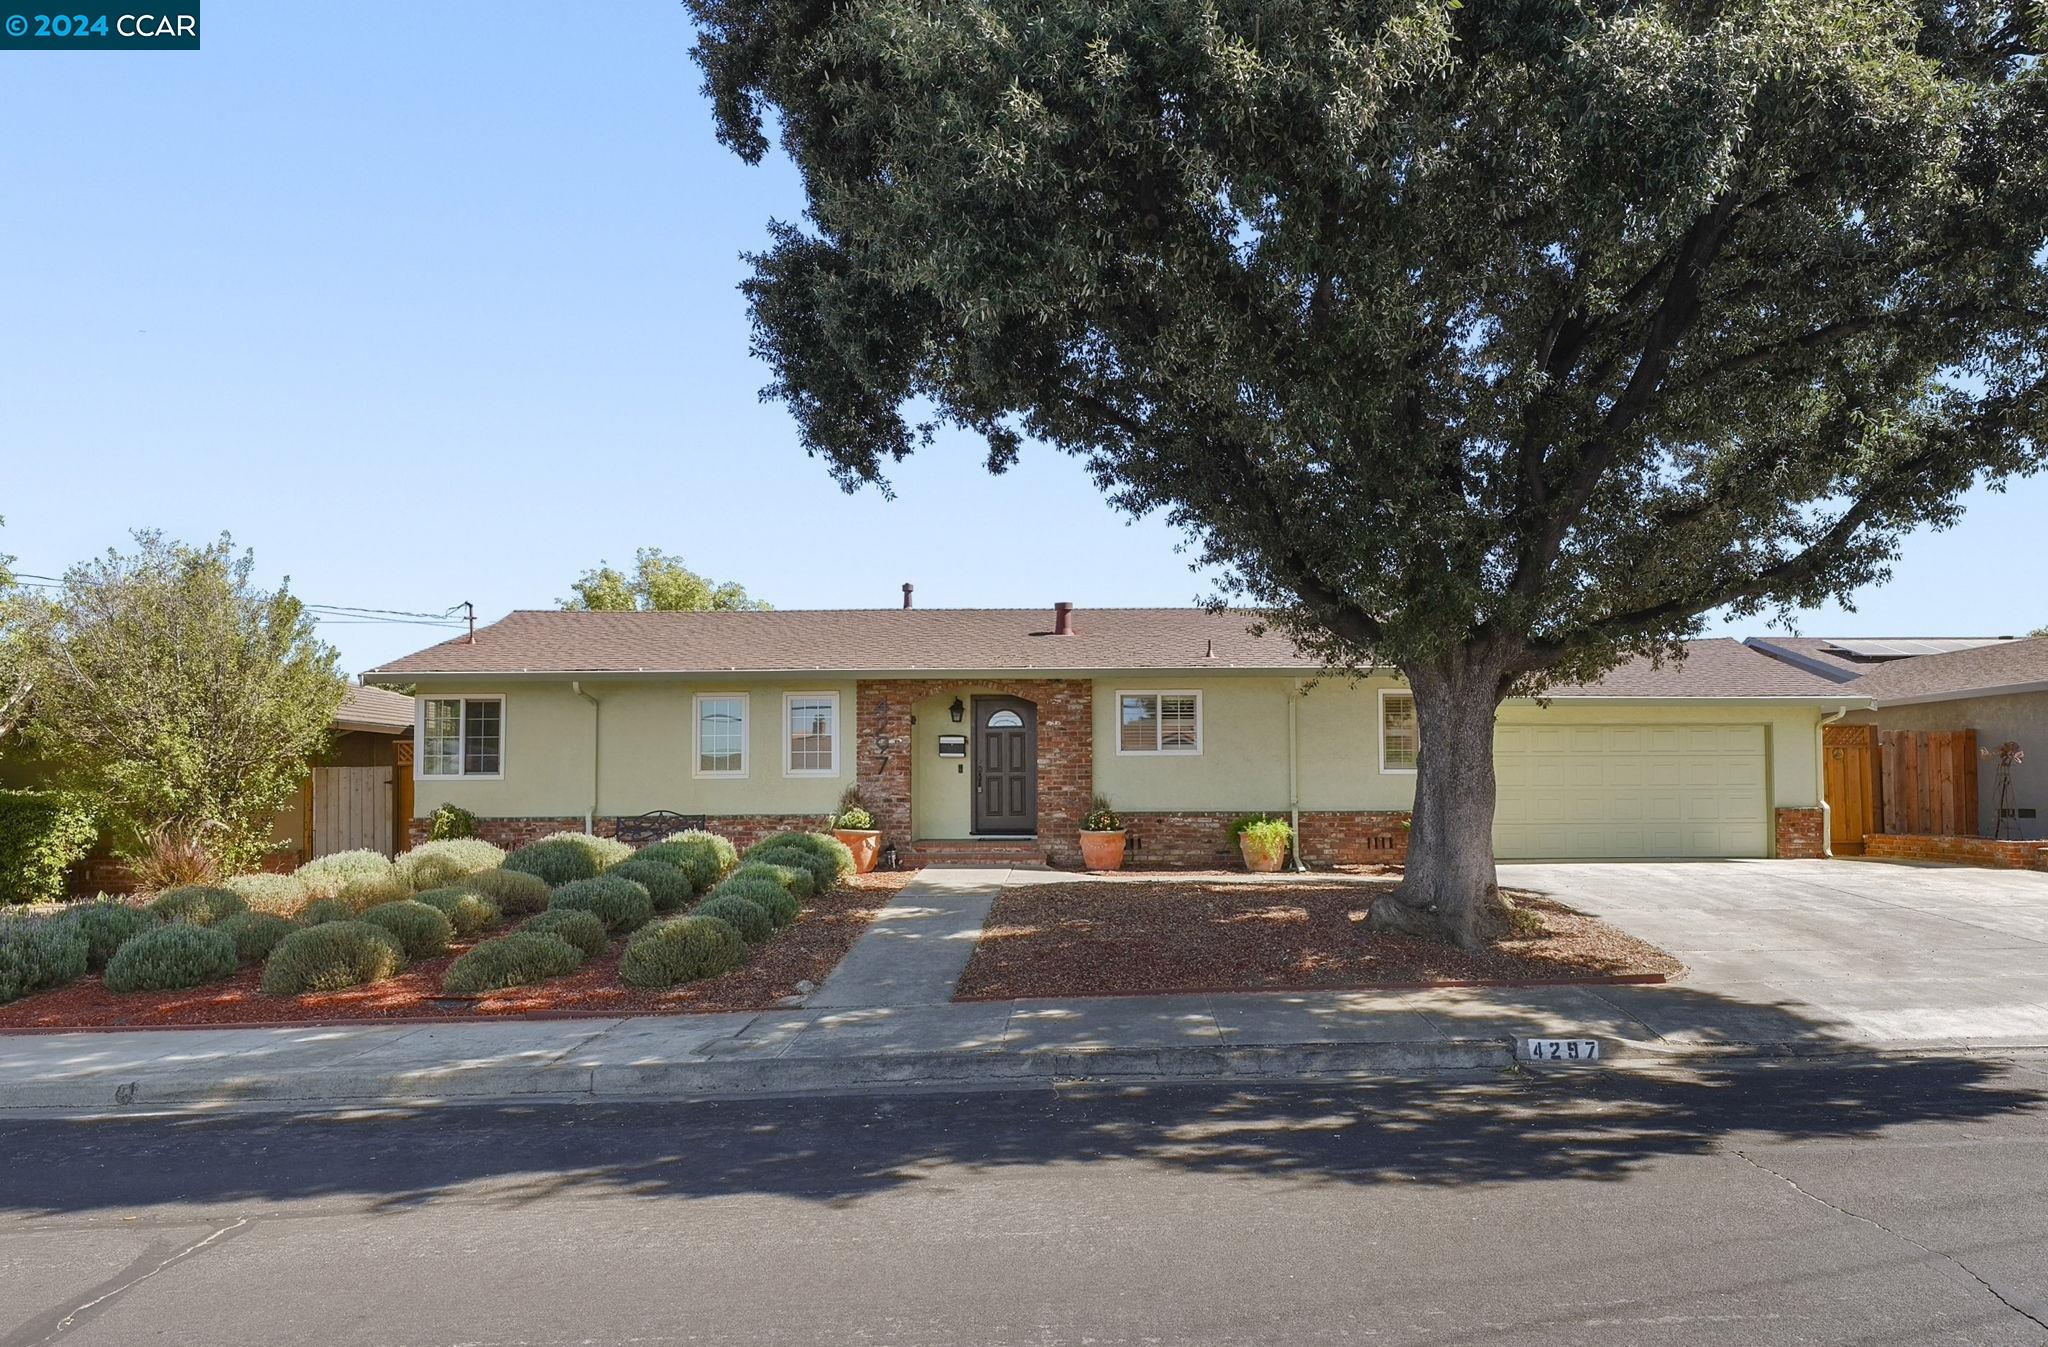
[688,0,2047,947]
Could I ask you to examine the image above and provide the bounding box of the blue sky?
[3,1,2040,674]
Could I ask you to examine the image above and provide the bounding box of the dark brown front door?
[972,696,1037,835]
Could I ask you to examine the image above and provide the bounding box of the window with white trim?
[420,697,503,778]
[784,692,839,776]
[694,694,748,777]
[1380,690,1418,772]
[1117,691,1202,755]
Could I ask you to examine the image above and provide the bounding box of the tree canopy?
[689,0,2046,945]
[560,548,770,613]
[11,532,345,871]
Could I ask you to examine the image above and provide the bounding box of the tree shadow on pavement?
[2,1052,2042,1217]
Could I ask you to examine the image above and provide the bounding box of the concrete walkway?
[6,860,2048,1114]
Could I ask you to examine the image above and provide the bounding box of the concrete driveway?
[1503,859,2048,1048]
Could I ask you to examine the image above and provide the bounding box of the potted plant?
[1231,815,1293,873]
[830,787,882,874]
[1079,795,1127,871]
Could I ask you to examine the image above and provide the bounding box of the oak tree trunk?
[1368,655,1516,952]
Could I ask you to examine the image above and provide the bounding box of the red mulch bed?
[953,878,1682,1001]
[0,872,914,1031]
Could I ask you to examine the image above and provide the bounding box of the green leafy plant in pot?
[1230,816,1293,874]
[1079,796,1126,872]
[830,786,881,874]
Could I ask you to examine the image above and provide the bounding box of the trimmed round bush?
[619,915,746,989]
[147,885,249,928]
[548,876,654,934]
[67,899,157,971]
[336,873,411,913]
[531,830,633,871]
[412,887,501,937]
[223,871,311,916]
[0,917,89,1004]
[728,860,814,902]
[639,830,738,889]
[712,875,799,928]
[521,908,609,961]
[359,900,455,959]
[746,845,838,897]
[394,838,507,891]
[442,932,585,995]
[608,858,695,913]
[294,849,397,901]
[261,921,405,996]
[746,831,855,886]
[455,867,551,917]
[103,923,238,993]
[502,838,601,887]
[693,893,773,945]
[300,897,353,926]
[217,911,295,965]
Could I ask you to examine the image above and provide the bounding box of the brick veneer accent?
[857,678,1094,867]
[405,813,827,854]
[1775,806,1826,859]
[1864,833,2048,870]
[1122,810,1411,868]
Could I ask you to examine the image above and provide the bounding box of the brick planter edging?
[1864,833,2048,871]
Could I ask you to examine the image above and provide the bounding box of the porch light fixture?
[949,697,965,723]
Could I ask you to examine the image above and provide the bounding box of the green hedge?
[217,911,296,965]
[521,908,610,960]
[299,897,353,926]
[455,867,551,917]
[103,923,238,993]
[548,876,654,933]
[0,916,89,1003]
[619,915,745,989]
[502,838,601,887]
[442,931,585,995]
[67,899,157,970]
[728,860,814,902]
[637,831,738,889]
[693,893,773,944]
[412,887,501,937]
[608,858,695,913]
[745,832,854,886]
[261,921,405,996]
[710,875,799,928]
[293,849,397,901]
[394,838,506,891]
[147,885,249,928]
[359,900,455,959]
[0,790,97,906]
[222,871,310,917]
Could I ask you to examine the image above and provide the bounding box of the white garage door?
[1493,724,1769,859]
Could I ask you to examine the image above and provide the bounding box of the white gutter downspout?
[1815,704,1850,859]
[573,681,601,835]
[1289,681,1307,872]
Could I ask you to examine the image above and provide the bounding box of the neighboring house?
[269,684,418,866]
[364,606,1864,866]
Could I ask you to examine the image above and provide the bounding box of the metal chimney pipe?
[1053,601,1074,635]
[902,583,914,609]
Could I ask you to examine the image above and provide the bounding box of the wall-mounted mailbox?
[936,734,968,759]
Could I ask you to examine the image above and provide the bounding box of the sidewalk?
[6,867,2047,1114]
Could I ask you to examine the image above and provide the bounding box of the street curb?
[2,1038,1517,1113]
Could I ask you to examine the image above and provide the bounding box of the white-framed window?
[1379,689,1418,773]
[1116,690,1202,755]
[693,693,749,778]
[418,696,504,779]
[783,691,839,776]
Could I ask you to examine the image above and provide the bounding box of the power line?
[6,570,473,630]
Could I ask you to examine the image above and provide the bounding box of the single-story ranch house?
[363,605,1870,868]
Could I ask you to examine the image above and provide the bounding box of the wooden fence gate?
[1879,729,1978,837]
[1823,723,1879,855]
[312,765,396,858]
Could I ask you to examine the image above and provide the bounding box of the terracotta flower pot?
[832,829,881,874]
[1079,829,1127,872]
[1238,833,1289,873]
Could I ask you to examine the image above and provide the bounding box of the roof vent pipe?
[902,583,914,609]
[1053,601,1075,635]
[1205,638,1215,659]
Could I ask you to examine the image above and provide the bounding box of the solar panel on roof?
[1821,637,2014,660]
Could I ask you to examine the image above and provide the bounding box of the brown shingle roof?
[1838,635,2048,705]
[334,684,414,734]
[366,611,1851,698]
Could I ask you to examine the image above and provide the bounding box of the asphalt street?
[4,1057,2048,1346]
